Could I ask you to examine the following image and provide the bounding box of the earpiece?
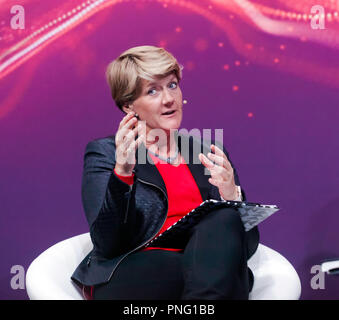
[128,105,140,120]
[128,105,139,120]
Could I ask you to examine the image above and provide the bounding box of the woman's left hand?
[199,144,238,200]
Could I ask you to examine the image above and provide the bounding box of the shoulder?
[84,135,116,156]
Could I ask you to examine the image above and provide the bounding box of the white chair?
[26,233,301,300]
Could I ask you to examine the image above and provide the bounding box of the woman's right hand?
[114,111,144,176]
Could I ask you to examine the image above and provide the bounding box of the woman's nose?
[162,88,174,105]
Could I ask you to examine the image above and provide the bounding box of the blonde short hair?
[106,45,182,111]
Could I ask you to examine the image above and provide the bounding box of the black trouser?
[93,207,253,300]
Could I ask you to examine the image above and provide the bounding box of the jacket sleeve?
[81,139,136,258]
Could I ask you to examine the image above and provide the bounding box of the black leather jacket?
[71,133,259,286]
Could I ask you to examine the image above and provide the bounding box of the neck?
[146,129,177,157]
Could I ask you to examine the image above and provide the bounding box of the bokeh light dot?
[185,61,195,71]
[194,38,208,52]
[158,40,167,48]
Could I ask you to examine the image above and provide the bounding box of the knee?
[215,207,243,225]
[198,207,244,232]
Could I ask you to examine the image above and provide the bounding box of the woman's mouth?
[161,110,176,117]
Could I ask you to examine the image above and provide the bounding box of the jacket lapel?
[179,133,211,201]
[134,142,167,195]
[115,132,214,201]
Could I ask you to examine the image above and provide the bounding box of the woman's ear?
[122,105,132,114]
[122,104,139,119]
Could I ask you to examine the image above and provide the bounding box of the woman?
[71,45,259,300]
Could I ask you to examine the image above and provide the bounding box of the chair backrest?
[26,233,93,300]
[248,244,301,299]
[26,233,301,300]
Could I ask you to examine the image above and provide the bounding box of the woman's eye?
[169,82,177,89]
[147,88,157,95]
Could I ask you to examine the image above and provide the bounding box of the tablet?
[144,199,279,249]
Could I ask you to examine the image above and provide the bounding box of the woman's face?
[130,73,183,135]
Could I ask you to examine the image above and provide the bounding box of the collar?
[133,132,211,201]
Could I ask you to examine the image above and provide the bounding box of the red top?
[114,153,203,252]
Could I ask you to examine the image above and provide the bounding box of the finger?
[199,153,214,169]
[118,111,135,130]
[116,117,137,141]
[117,117,137,143]
[122,125,138,147]
[136,134,145,148]
[206,154,232,181]
[208,178,222,188]
[129,134,144,152]
[207,157,233,182]
[207,156,230,179]
[118,111,134,130]
[124,116,138,131]
[125,135,144,165]
[211,144,232,171]
[211,144,226,158]
[120,130,138,161]
[207,152,227,168]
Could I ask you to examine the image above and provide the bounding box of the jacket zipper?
[107,178,168,282]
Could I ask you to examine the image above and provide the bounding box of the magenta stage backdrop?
[1,1,339,299]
